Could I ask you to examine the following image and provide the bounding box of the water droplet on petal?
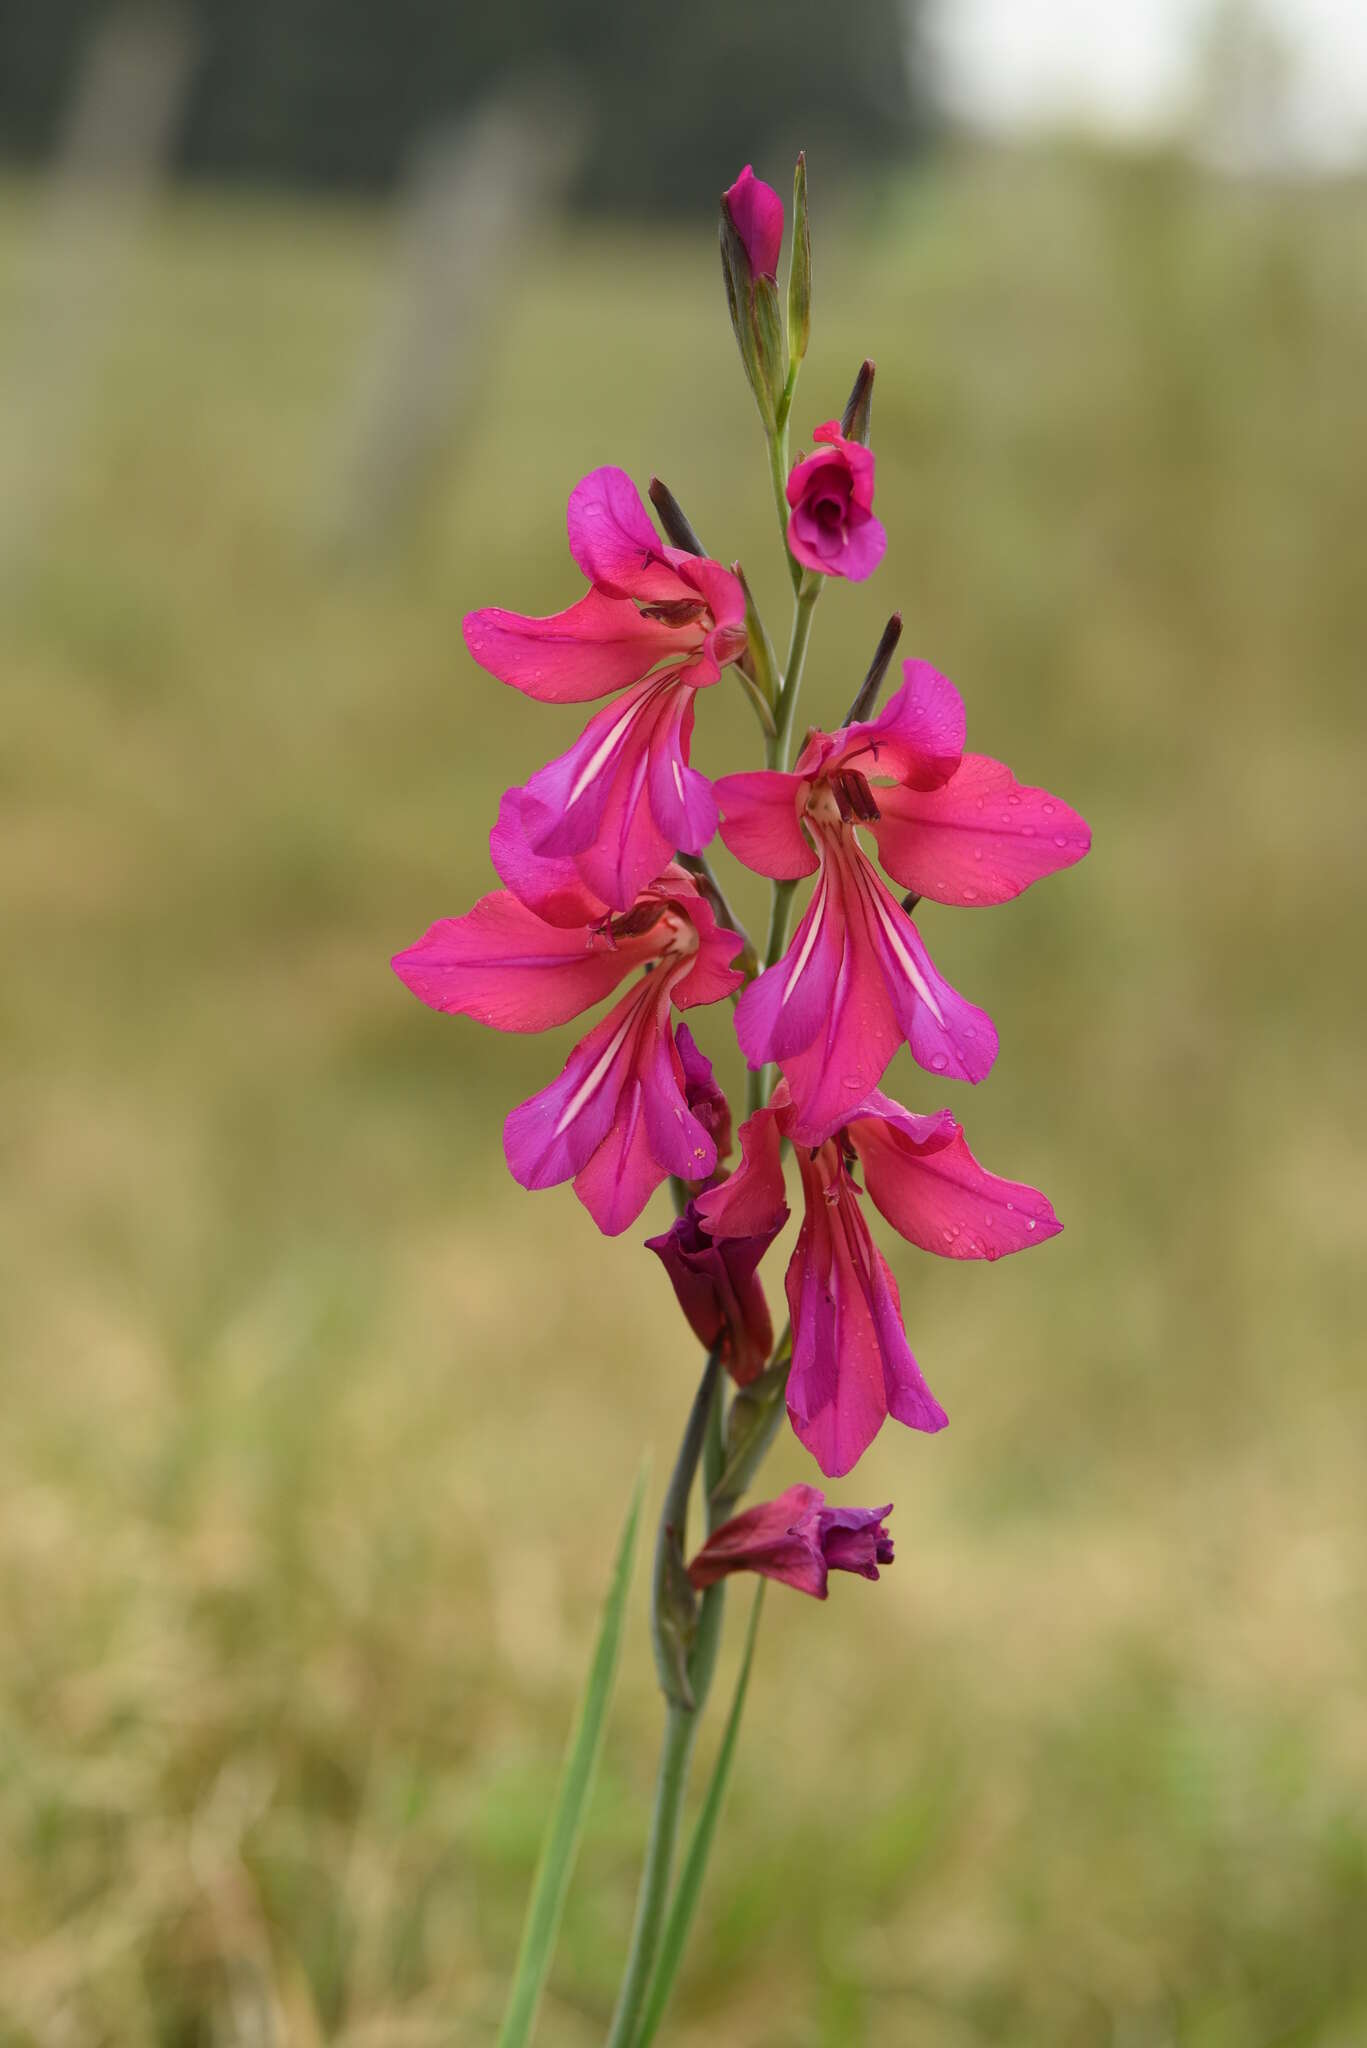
[1021,824,1035,838]
[963,887,979,901]
[1007,792,1021,806]
[973,847,984,860]
[1026,1217,1036,1229]
[931,1052,949,1072]
[1043,801,1055,816]
[1054,834,1068,847]
[1006,1201,1014,1210]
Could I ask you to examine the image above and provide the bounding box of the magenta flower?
[697,1081,1059,1476]
[646,1198,779,1388]
[687,1484,893,1598]
[722,164,784,282]
[786,421,887,581]
[392,866,744,1235]
[464,467,748,921]
[716,658,1089,1142]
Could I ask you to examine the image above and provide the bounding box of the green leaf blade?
[495,1463,648,2048]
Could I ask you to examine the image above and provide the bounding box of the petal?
[695,1102,789,1242]
[668,888,746,1010]
[488,787,612,929]
[785,1209,888,1479]
[391,890,640,1032]
[566,466,686,602]
[722,164,784,280]
[851,1103,1062,1260]
[716,770,817,880]
[750,855,904,1142]
[833,510,887,582]
[518,676,682,911]
[831,658,967,789]
[504,978,657,1190]
[847,850,998,1086]
[868,1247,949,1436]
[646,689,718,855]
[462,587,697,703]
[574,1011,717,1234]
[869,754,1092,905]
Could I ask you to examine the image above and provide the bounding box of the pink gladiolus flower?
[786,422,887,581]
[687,1484,893,1598]
[464,468,747,921]
[392,866,744,1235]
[716,658,1089,1141]
[722,164,784,281]
[697,1082,1060,1476]
[645,1195,779,1387]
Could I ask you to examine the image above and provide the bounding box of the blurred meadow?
[3,143,1367,2046]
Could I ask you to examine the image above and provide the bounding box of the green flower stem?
[603,1703,699,2048]
[770,575,821,773]
[767,423,801,594]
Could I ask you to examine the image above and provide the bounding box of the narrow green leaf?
[635,1584,766,2047]
[496,1465,648,2048]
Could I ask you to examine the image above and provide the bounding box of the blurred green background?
[3,111,1367,2048]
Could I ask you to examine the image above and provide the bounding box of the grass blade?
[635,1583,766,2047]
[495,1464,647,2048]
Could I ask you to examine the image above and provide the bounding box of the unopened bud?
[788,152,811,370]
[648,476,706,557]
[842,612,903,725]
[720,169,788,432]
[839,358,875,447]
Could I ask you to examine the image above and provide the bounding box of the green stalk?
[767,422,801,595]
[603,1705,698,2048]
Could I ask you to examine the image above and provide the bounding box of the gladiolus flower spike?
[392,151,1092,2048]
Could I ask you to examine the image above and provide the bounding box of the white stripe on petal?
[783,869,829,1003]
[553,1008,637,1134]
[865,872,946,1025]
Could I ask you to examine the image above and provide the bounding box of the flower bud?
[648,475,706,558]
[788,152,811,370]
[688,1485,895,1600]
[645,1198,777,1389]
[722,164,783,281]
[839,357,875,447]
[720,166,787,432]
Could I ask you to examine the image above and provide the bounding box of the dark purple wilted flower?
[688,1484,894,1599]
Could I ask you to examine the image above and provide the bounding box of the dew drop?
[1021,824,1035,837]
[1006,1200,1014,1210]
[1007,792,1021,806]
[963,887,979,901]
[931,1052,949,1072]
[1054,834,1068,847]
[1026,1217,1036,1229]
[1042,801,1055,816]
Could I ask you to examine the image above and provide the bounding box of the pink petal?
[566,466,686,603]
[870,753,1092,905]
[722,164,784,279]
[822,658,966,790]
[715,770,817,881]
[834,510,887,582]
[851,1097,1062,1260]
[503,977,671,1207]
[462,587,698,704]
[687,1485,828,1595]
[646,689,719,854]
[489,788,612,929]
[785,1163,947,1479]
[743,854,904,1142]
[668,889,746,1010]
[518,676,677,911]
[846,850,998,1085]
[572,1006,718,1235]
[695,1103,789,1242]
[391,890,640,1032]
[734,861,853,1069]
